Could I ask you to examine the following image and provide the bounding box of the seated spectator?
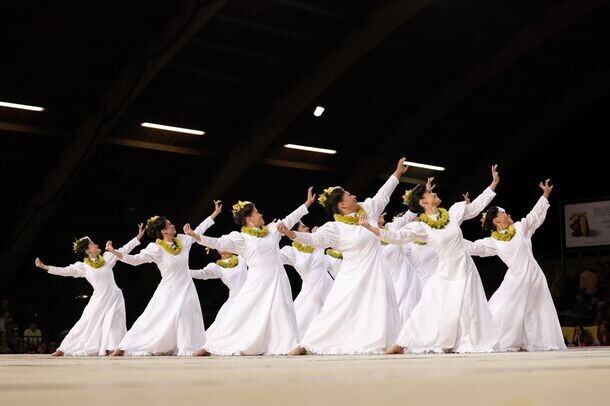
[580,267,598,296]
[569,325,594,347]
[23,322,42,349]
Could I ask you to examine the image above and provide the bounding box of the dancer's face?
[419,191,441,210]
[86,241,101,257]
[219,251,232,259]
[493,211,513,230]
[246,207,265,228]
[162,220,177,238]
[296,222,309,233]
[339,191,358,213]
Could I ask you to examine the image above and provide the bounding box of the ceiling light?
[403,160,445,171]
[284,143,336,154]
[141,122,205,135]
[0,101,44,112]
[313,106,325,117]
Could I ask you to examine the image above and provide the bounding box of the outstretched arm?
[520,179,553,236]
[271,187,315,232]
[35,258,86,278]
[462,164,499,221]
[365,157,407,216]
[191,263,222,280]
[464,238,498,258]
[277,222,337,249]
[359,212,426,244]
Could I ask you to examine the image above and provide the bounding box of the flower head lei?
[402,188,414,206]
[318,186,340,207]
[146,216,159,232]
[72,236,91,254]
[232,200,251,216]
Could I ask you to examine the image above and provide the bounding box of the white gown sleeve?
[292,222,338,249]
[120,242,162,266]
[268,204,309,234]
[196,231,245,255]
[387,210,418,230]
[104,237,142,265]
[519,196,550,237]
[379,221,427,245]
[464,238,498,258]
[279,246,297,267]
[182,217,216,248]
[362,175,400,217]
[191,263,223,280]
[47,262,87,278]
[457,187,497,222]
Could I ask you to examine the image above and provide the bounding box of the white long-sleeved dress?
[465,196,566,351]
[379,187,499,353]
[190,256,248,337]
[405,241,439,289]
[280,244,334,339]
[117,217,215,356]
[193,205,308,355]
[47,238,141,356]
[383,212,421,325]
[291,175,402,354]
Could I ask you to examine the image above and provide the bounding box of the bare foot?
[193,348,211,357]
[51,350,64,357]
[106,350,112,356]
[288,346,307,356]
[110,349,124,357]
[384,344,404,355]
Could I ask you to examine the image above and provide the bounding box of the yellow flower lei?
[156,238,183,255]
[216,255,239,268]
[84,255,105,269]
[414,240,427,245]
[325,248,343,259]
[241,225,269,238]
[491,225,516,241]
[419,208,450,229]
[334,207,365,225]
[292,241,314,254]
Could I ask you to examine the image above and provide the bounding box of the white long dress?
[380,187,499,353]
[47,238,140,356]
[117,217,214,356]
[291,175,402,354]
[194,205,308,355]
[406,241,439,289]
[383,212,421,325]
[280,244,334,339]
[465,196,566,351]
[325,249,343,279]
[190,255,248,337]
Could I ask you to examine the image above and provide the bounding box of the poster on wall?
[564,200,610,248]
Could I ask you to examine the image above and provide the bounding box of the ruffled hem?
[203,344,243,356]
[60,350,106,357]
[302,345,386,355]
[397,341,496,354]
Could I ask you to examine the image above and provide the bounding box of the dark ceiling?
[1,0,609,293]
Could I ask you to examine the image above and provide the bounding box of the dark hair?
[482,207,501,231]
[233,202,255,226]
[324,187,346,215]
[146,216,168,239]
[74,238,92,260]
[407,184,427,214]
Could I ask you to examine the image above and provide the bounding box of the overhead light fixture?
[0,101,45,112]
[141,122,205,135]
[313,106,325,117]
[284,143,336,154]
[403,160,445,171]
